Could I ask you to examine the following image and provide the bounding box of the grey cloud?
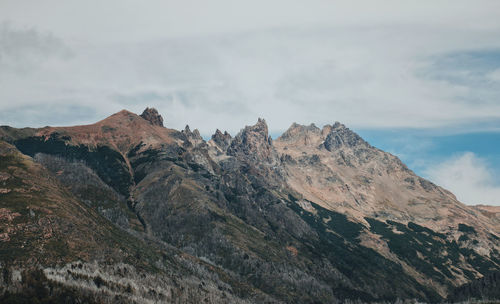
[1,6,500,135]
[0,23,71,74]
[112,91,171,106]
[417,49,500,106]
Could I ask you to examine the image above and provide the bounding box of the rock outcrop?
[140,107,164,127]
[227,118,276,163]
[182,125,204,147]
[210,129,232,151]
[323,122,369,150]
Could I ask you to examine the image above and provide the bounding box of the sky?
[0,1,500,205]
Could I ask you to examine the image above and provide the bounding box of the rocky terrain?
[0,108,499,303]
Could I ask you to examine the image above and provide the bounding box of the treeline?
[447,271,500,303]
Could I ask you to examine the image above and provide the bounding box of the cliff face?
[227,118,277,163]
[1,109,499,303]
[140,107,164,127]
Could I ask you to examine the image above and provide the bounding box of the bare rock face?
[227,118,276,162]
[279,123,321,146]
[182,125,202,140]
[140,107,164,127]
[182,125,204,147]
[210,129,232,151]
[323,122,368,151]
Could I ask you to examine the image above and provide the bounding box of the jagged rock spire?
[140,107,164,127]
[211,129,232,151]
[182,124,204,147]
[182,125,202,139]
[323,122,368,151]
[227,118,276,162]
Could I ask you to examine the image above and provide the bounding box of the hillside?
[0,140,272,303]
[1,108,499,303]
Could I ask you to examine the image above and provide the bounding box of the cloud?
[487,68,500,83]
[0,23,71,74]
[1,2,500,136]
[2,1,500,43]
[425,152,500,206]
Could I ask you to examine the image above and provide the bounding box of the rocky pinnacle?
[140,107,164,127]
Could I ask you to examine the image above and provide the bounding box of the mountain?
[0,140,270,303]
[1,108,499,303]
[274,122,499,251]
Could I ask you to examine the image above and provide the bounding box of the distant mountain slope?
[473,205,500,226]
[274,122,498,233]
[0,140,131,265]
[0,140,273,303]
[1,108,499,303]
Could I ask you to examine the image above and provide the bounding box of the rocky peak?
[227,118,275,162]
[323,122,368,151]
[140,107,164,127]
[281,123,320,138]
[278,123,321,146]
[253,118,269,137]
[182,125,204,146]
[182,125,202,139]
[192,129,202,140]
[321,124,333,137]
[211,129,232,151]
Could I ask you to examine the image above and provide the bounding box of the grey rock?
[140,107,164,127]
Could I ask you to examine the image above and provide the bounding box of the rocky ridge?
[1,108,499,303]
[209,129,232,151]
[227,118,276,163]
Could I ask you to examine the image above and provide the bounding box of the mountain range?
[0,107,499,303]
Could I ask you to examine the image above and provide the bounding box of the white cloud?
[2,0,500,43]
[0,2,500,136]
[0,23,71,73]
[425,152,500,206]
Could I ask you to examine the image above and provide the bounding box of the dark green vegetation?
[366,218,500,285]
[286,196,441,302]
[12,134,132,196]
[447,271,500,303]
[0,140,152,267]
[0,140,272,303]
[1,113,499,303]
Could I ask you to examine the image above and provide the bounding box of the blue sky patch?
[357,128,500,186]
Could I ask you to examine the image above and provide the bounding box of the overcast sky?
[1,1,500,205]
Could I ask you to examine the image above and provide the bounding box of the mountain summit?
[140,107,164,127]
[227,118,276,162]
[0,108,499,303]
